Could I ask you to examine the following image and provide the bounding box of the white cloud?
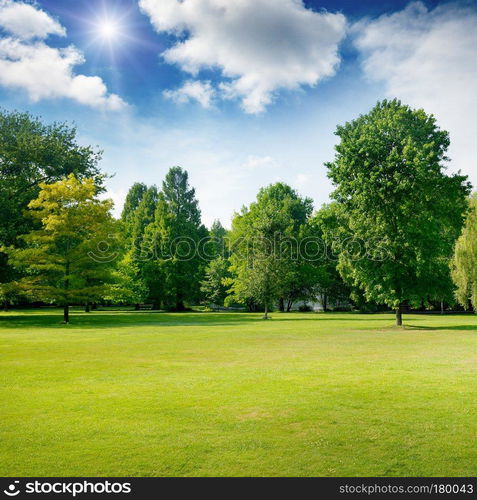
[354,1,477,182]
[163,80,215,108]
[294,173,309,187]
[99,187,127,218]
[0,0,65,39]
[242,155,278,170]
[139,0,346,113]
[0,1,126,110]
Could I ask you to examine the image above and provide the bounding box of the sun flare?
[98,21,119,40]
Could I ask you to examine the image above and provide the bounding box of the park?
[2,98,477,478]
[1,15,476,476]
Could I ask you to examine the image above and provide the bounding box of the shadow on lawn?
[0,312,254,330]
[406,324,477,331]
[0,310,400,330]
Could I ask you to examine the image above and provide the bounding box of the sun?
[98,21,119,40]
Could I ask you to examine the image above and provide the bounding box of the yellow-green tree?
[0,109,104,309]
[4,175,120,323]
[452,194,477,310]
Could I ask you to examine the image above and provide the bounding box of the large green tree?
[0,109,103,306]
[200,220,230,307]
[142,167,206,310]
[4,175,119,323]
[117,184,159,308]
[227,182,312,318]
[121,182,148,239]
[326,99,470,325]
[130,186,159,254]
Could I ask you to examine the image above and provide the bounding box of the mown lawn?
[1,309,477,477]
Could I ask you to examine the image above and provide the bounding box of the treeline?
[1,100,476,326]
[118,174,350,318]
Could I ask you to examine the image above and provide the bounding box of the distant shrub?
[298,304,312,312]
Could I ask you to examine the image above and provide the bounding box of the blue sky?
[0,0,475,227]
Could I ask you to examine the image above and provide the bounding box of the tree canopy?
[326,99,470,325]
[0,109,104,306]
[4,175,119,323]
[227,182,313,318]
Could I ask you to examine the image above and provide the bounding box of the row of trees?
[0,101,475,325]
[117,176,349,319]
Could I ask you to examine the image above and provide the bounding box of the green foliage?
[106,252,148,306]
[326,99,470,323]
[0,109,104,303]
[130,186,159,253]
[116,184,160,307]
[452,194,477,309]
[200,256,231,306]
[121,182,148,239]
[141,167,207,310]
[208,219,228,258]
[227,182,313,317]
[3,175,119,322]
[305,203,351,310]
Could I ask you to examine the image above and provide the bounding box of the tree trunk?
[323,293,328,312]
[395,303,403,326]
[286,300,293,312]
[176,300,185,312]
[85,302,91,313]
[63,260,70,323]
[440,300,444,315]
[278,297,285,312]
[3,301,8,312]
[263,302,269,320]
[134,303,140,311]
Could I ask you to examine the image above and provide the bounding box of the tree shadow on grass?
[405,324,477,332]
[0,312,259,330]
[0,310,406,330]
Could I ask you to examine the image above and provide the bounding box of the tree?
[200,257,231,307]
[303,204,351,311]
[0,109,103,305]
[326,99,470,325]
[130,186,159,254]
[121,182,148,239]
[142,167,206,310]
[106,252,148,307]
[200,220,231,307]
[227,183,312,319]
[208,219,228,258]
[452,194,477,310]
[4,175,119,323]
[116,184,160,308]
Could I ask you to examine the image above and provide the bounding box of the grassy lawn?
[1,310,477,477]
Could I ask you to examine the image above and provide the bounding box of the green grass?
[1,309,477,477]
